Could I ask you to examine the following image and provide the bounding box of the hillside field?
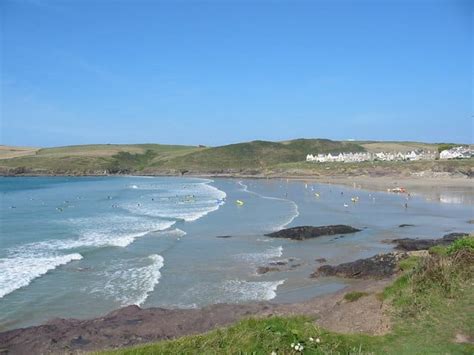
[0,139,471,177]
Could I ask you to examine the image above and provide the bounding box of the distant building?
[306,150,436,163]
[439,146,473,160]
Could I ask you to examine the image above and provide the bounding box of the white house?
[306,149,438,163]
[440,146,473,160]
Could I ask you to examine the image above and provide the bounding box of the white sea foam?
[235,246,283,263]
[0,253,83,299]
[238,181,299,230]
[62,215,176,248]
[122,180,226,222]
[186,279,285,304]
[15,216,176,252]
[222,279,285,301]
[159,228,187,238]
[91,254,164,306]
[1,215,173,299]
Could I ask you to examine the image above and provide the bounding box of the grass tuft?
[343,291,369,302]
[446,236,474,255]
[398,256,420,272]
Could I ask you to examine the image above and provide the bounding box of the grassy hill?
[0,139,471,176]
[149,139,365,171]
[0,144,200,175]
[357,141,439,153]
[0,139,364,174]
[0,145,40,159]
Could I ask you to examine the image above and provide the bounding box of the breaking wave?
[90,254,164,306]
[0,253,83,299]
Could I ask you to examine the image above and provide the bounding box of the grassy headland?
[1,139,471,178]
[99,236,474,354]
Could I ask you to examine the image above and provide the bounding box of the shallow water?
[0,176,472,330]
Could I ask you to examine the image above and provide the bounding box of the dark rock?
[71,335,90,347]
[398,224,415,228]
[269,261,287,266]
[390,232,469,251]
[312,252,407,279]
[256,266,280,274]
[265,225,361,241]
[290,263,302,269]
[315,258,327,263]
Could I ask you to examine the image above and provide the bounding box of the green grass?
[0,144,199,174]
[272,159,474,178]
[343,291,369,302]
[398,256,420,272]
[447,236,474,255]
[98,316,383,355]
[429,245,449,256]
[99,245,474,354]
[429,236,474,257]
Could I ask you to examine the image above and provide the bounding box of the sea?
[0,176,472,331]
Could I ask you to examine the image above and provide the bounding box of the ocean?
[0,176,472,330]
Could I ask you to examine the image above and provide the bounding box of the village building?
[306,150,437,163]
[439,146,473,160]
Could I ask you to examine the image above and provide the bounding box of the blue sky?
[1,0,472,147]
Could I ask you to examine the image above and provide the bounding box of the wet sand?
[312,176,473,194]
[286,175,474,204]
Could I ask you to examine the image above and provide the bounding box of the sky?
[1,0,472,147]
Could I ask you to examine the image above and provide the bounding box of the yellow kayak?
[236,200,244,206]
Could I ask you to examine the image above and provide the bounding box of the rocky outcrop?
[265,225,361,241]
[312,232,470,280]
[256,266,280,274]
[311,252,407,279]
[389,232,469,251]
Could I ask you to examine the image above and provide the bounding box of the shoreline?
[2,170,472,185]
[0,276,392,354]
[3,172,472,198]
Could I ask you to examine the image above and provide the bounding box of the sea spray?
[235,246,284,263]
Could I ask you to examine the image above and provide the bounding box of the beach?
[0,175,472,352]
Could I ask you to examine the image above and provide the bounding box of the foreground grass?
[100,239,474,354]
[100,317,384,354]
